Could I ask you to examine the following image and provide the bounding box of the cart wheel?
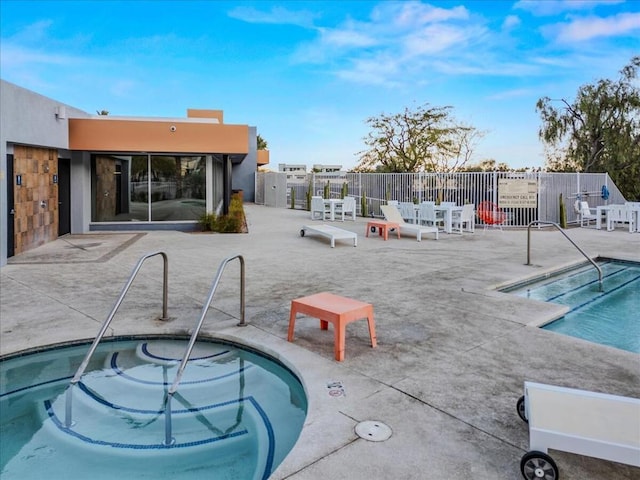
[520,451,559,480]
[370,226,376,233]
[517,395,528,423]
[300,229,305,237]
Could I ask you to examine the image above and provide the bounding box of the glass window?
[92,154,206,222]
[150,155,206,221]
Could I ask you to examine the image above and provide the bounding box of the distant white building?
[278,163,307,182]
[312,164,343,174]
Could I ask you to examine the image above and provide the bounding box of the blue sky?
[1,1,639,170]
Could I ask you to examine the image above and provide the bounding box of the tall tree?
[257,134,268,150]
[354,103,482,173]
[537,56,640,200]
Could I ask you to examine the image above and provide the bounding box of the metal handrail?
[163,254,245,445]
[526,221,603,292]
[64,251,169,428]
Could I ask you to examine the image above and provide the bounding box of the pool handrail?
[526,221,603,292]
[64,251,169,428]
[164,253,245,445]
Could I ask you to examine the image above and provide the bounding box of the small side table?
[287,292,376,361]
[366,220,400,241]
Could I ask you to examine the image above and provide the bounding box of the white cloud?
[0,43,78,68]
[403,23,486,57]
[487,88,535,100]
[372,2,469,27]
[514,0,625,17]
[551,12,640,42]
[319,26,378,48]
[334,55,404,88]
[289,2,485,87]
[502,15,521,30]
[227,5,318,28]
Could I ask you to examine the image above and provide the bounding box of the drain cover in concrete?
[355,421,392,442]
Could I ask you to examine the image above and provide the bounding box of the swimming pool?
[0,337,307,479]
[504,260,640,353]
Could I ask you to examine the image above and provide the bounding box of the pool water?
[0,338,307,480]
[507,260,640,353]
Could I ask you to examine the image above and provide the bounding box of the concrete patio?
[1,203,639,480]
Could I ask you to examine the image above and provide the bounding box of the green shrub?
[198,212,217,231]
[306,178,312,211]
[198,192,246,233]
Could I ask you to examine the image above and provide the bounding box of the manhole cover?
[355,420,392,442]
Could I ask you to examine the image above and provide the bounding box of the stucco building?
[0,80,268,266]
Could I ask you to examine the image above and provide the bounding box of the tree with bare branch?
[354,103,483,173]
[537,56,640,200]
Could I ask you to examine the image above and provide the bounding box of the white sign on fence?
[498,179,538,208]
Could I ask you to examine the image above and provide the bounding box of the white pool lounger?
[300,224,357,248]
[517,381,640,479]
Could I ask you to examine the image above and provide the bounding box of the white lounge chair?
[300,224,357,248]
[311,196,330,221]
[517,381,640,479]
[380,205,438,241]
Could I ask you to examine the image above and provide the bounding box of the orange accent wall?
[187,109,223,122]
[257,149,270,166]
[69,118,248,154]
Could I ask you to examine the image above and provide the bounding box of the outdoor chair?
[311,196,330,220]
[336,196,356,221]
[607,205,636,232]
[418,202,444,229]
[451,203,475,233]
[577,201,598,227]
[398,202,417,224]
[477,201,506,231]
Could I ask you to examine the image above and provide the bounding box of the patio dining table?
[434,204,463,234]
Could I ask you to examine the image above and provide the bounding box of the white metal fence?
[255,172,625,227]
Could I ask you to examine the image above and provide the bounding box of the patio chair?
[311,196,330,220]
[477,201,506,231]
[578,201,598,227]
[398,202,417,224]
[607,204,636,232]
[451,204,475,233]
[336,196,356,221]
[418,202,444,229]
[380,205,438,241]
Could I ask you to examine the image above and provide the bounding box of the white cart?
[516,381,640,479]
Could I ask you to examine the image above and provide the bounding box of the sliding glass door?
[92,154,207,222]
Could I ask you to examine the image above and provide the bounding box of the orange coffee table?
[366,220,400,241]
[287,292,376,361]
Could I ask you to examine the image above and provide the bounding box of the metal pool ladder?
[526,221,603,292]
[63,252,246,438]
[63,250,169,428]
[163,253,245,445]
